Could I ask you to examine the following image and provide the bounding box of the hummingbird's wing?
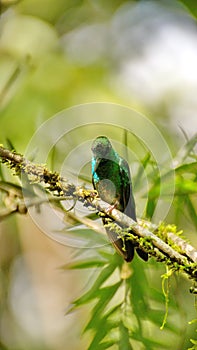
[102,216,134,262]
[119,157,148,262]
[118,157,136,220]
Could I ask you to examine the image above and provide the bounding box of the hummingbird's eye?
[95,144,102,153]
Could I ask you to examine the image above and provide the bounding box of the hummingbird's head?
[91,136,113,158]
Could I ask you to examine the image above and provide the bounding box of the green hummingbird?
[91,136,148,262]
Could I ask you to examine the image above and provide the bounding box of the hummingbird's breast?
[93,158,123,211]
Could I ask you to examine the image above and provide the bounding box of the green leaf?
[179,0,197,18]
[71,262,117,308]
[6,138,16,152]
[87,321,111,350]
[133,152,151,190]
[175,178,197,195]
[50,144,57,172]
[175,162,197,175]
[175,133,197,163]
[147,176,197,199]
[0,163,5,181]
[67,228,108,245]
[68,168,91,183]
[129,259,149,316]
[85,282,122,332]
[62,258,108,270]
[119,321,133,350]
[146,197,157,219]
[185,196,197,229]
[98,340,118,349]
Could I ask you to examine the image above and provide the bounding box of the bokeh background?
[0,0,197,349]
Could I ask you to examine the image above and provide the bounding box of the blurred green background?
[0,0,197,349]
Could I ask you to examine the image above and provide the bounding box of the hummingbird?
[91,136,148,262]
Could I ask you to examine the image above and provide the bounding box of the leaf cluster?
[63,248,188,350]
[0,134,197,349]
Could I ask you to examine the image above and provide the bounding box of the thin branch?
[138,220,197,265]
[0,146,197,282]
[167,231,197,263]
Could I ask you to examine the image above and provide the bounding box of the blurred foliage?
[179,0,197,18]
[61,133,197,349]
[0,133,197,349]
[0,0,197,349]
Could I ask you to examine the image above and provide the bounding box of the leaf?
[68,169,91,183]
[129,259,149,316]
[185,196,197,230]
[6,138,16,152]
[175,133,197,163]
[50,144,57,172]
[71,261,117,308]
[119,321,133,350]
[175,162,197,175]
[179,0,197,18]
[189,339,197,345]
[61,258,107,270]
[147,176,197,199]
[146,197,157,219]
[131,330,167,348]
[175,178,197,195]
[133,152,151,190]
[97,340,118,349]
[85,282,122,332]
[87,320,112,350]
[67,227,105,241]
[0,163,5,181]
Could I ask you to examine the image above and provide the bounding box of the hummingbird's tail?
[102,217,148,262]
[102,217,135,262]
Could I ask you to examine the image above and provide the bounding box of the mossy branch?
[0,145,197,283]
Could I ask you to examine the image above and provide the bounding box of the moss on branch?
[0,145,197,283]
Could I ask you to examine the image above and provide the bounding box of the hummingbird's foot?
[106,200,119,215]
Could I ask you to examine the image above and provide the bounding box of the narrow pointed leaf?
[62,259,107,270]
[72,262,117,307]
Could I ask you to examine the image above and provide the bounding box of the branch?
[0,146,197,282]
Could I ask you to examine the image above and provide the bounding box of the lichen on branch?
[0,145,197,283]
